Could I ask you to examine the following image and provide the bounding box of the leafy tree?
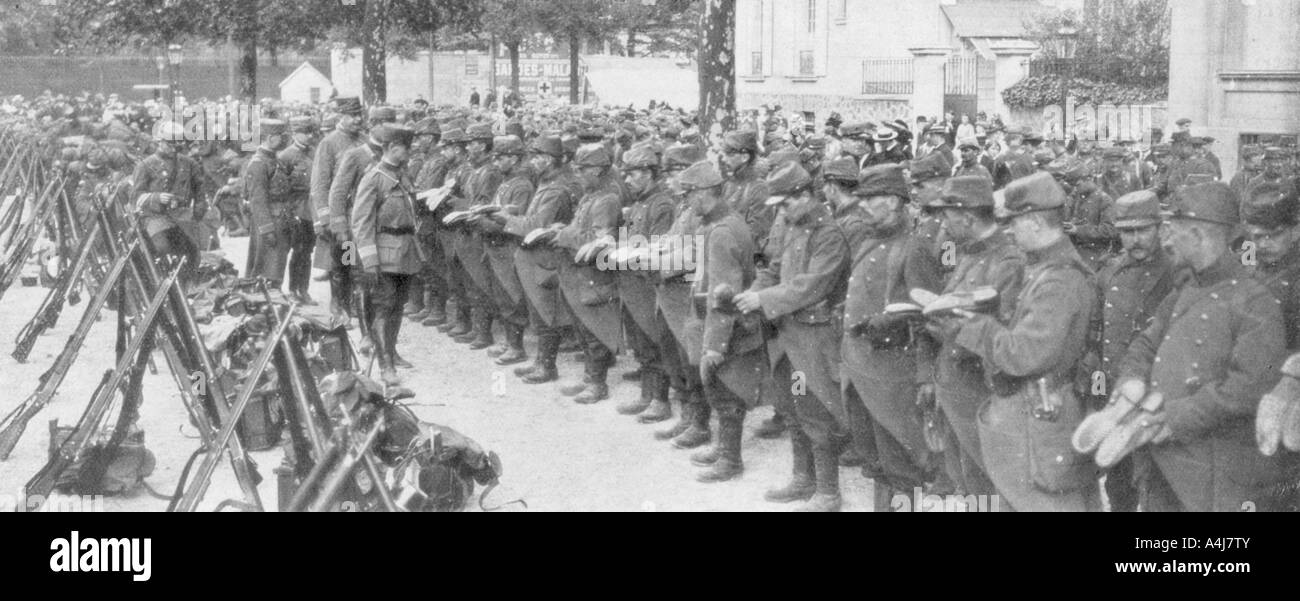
[1026,0,1170,86]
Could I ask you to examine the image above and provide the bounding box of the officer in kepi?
[243,119,292,289]
[352,124,424,388]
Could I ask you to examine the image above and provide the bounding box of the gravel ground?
[0,233,877,512]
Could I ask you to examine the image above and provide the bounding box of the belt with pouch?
[380,226,416,236]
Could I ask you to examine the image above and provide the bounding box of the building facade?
[735,0,1056,129]
[1169,0,1300,177]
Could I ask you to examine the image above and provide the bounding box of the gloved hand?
[699,350,724,385]
[915,383,936,412]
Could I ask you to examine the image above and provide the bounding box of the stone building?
[734,0,1060,129]
[1169,0,1300,177]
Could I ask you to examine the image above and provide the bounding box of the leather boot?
[574,382,609,405]
[407,289,431,321]
[616,371,654,415]
[696,411,744,483]
[655,391,695,440]
[468,310,495,349]
[621,368,643,382]
[521,334,559,384]
[672,397,711,450]
[765,430,817,503]
[798,444,843,512]
[559,377,593,396]
[372,320,400,386]
[494,325,528,366]
[443,305,472,336]
[392,351,415,369]
[637,372,673,424]
[840,446,867,468]
[690,444,719,467]
[755,412,787,439]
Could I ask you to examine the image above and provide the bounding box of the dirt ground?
[0,233,877,512]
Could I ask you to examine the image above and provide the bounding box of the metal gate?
[944,56,994,119]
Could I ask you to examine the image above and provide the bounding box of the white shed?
[279,62,334,105]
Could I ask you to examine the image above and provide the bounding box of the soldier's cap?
[958,140,981,151]
[909,153,950,183]
[290,116,317,134]
[1176,118,1193,127]
[1189,136,1212,146]
[1024,130,1046,144]
[1161,182,1240,227]
[1265,146,1290,160]
[798,148,820,167]
[804,135,828,150]
[368,105,398,123]
[622,146,660,171]
[573,143,613,168]
[661,143,706,170]
[931,175,995,210]
[855,164,910,201]
[1170,131,1192,144]
[765,162,813,203]
[839,122,874,140]
[1242,182,1300,228]
[1102,147,1128,160]
[825,112,844,127]
[505,121,526,139]
[821,157,860,185]
[259,119,288,138]
[413,117,440,136]
[85,147,108,171]
[767,149,802,169]
[576,127,606,143]
[764,129,788,145]
[1149,144,1172,156]
[1033,149,1057,165]
[723,130,760,154]
[332,97,363,116]
[438,127,468,146]
[493,135,525,156]
[661,125,682,140]
[1112,190,1162,229]
[996,172,1067,222]
[321,114,339,131]
[374,124,415,147]
[1002,126,1026,140]
[562,136,582,156]
[1047,157,1090,182]
[874,128,898,143]
[466,123,494,141]
[679,160,725,192]
[528,134,565,159]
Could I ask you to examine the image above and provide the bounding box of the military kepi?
[1112,190,1162,229]
[997,172,1066,221]
[1162,182,1240,226]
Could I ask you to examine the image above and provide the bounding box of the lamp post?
[153,55,167,102]
[167,43,185,105]
[1055,20,1079,141]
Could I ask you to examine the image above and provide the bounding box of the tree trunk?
[362,0,389,104]
[233,0,258,103]
[239,40,257,103]
[627,29,638,57]
[568,31,581,105]
[698,0,736,138]
[508,41,521,96]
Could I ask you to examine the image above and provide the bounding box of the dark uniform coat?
[933,231,1025,479]
[352,161,422,275]
[132,152,205,238]
[452,155,502,297]
[618,183,676,339]
[1064,183,1118,270]
[479,169,535,306]
[504,169,578,328]
[955,236,1100,512]
[1120,252,1292,511]
[683,210,766,402]
[723,164,775,260]
[329,143,380,240]
[655,200,702,355]
[310,129,363,268]
[554,176,624,352]
[753,202,851,421]
[842,222,945,466]
[1253,246,1300,352]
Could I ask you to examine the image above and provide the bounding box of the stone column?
[909,46,950,124]
[989,41,1038,123]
